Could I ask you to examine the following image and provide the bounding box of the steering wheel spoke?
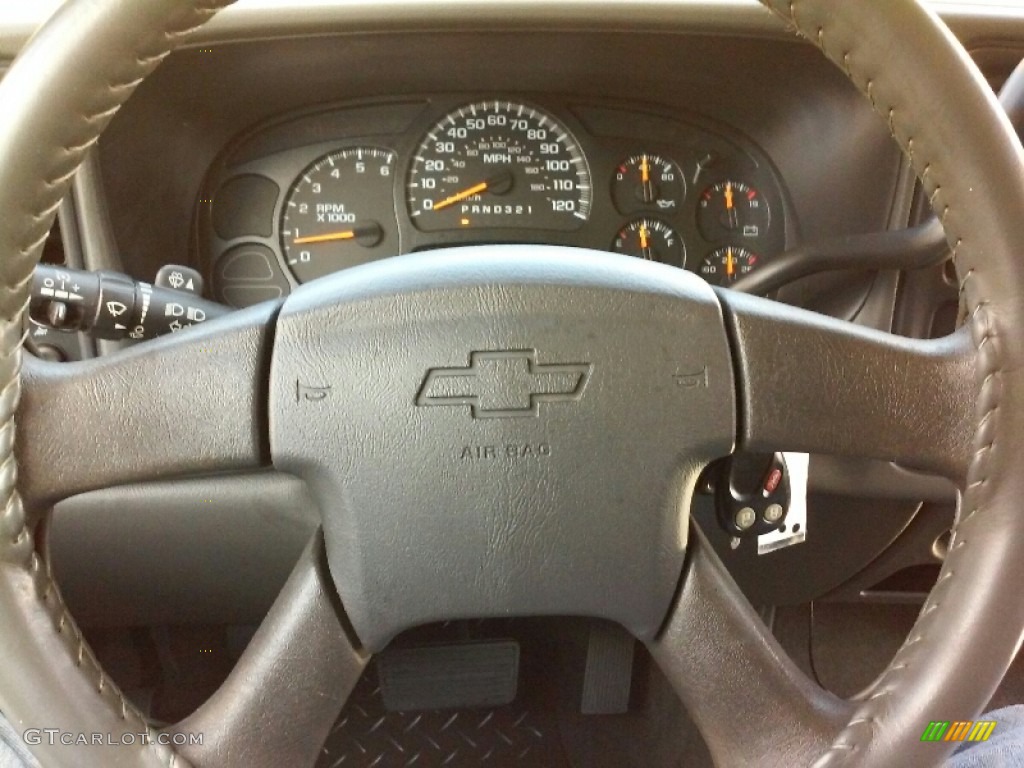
[649,525,852,767]
[167,532,367,768]
[719,289,976,481]
[17,301,278,510]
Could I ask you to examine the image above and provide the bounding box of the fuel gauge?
[612,154,685,215]
[611,218,685,267]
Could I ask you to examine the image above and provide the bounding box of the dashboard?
[199,95,788,307]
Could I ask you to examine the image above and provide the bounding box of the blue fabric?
[947,706,1024,767]
[0,712,39,768]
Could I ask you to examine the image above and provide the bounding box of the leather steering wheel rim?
[1,2,1023,767]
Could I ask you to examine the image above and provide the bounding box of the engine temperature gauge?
[611,218,685,267]
[612,154,684,215]
[700,246,760,285]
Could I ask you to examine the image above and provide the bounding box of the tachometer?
[406,100,591,231]
[280,147,398,283]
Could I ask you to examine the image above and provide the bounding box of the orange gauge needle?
[724,181,734,210]
[638,155,656,202]
[429,171,513,212]
[292,221,383,247]
[639,224,655,260]
[431,181,489,212]
[292,230,356,245]
[726,247,736,278]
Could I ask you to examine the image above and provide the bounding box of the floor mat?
[318,665,571,768]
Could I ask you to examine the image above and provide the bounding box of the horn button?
[270,246,736,650]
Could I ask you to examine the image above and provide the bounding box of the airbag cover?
[269,246,735,650]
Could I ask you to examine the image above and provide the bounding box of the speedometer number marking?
[407,101,591,231]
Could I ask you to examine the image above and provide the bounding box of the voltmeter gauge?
[700,246,761,285]
[611,218,685,267]
[697,180,770,242]
[612,154,684,215]
[280,147,399,283]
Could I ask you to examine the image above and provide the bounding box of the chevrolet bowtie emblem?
[416,350,592,419]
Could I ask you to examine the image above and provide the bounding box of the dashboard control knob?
[156,264,204,296]
[45,300,68,328]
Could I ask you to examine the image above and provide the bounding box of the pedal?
[378,640,519,712]
[580,624,635,715]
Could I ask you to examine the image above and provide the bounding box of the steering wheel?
[1,1,1021,766]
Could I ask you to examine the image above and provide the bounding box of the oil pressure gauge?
[612,154,684,215]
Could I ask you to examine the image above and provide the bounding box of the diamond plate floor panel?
[318,666,570,768]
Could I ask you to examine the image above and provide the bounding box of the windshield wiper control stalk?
[29,264,230,342]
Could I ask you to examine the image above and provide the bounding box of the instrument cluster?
[198,96,790,307]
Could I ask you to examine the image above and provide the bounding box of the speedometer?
[406,100,591,231]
